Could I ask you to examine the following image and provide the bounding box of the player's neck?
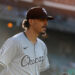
[25,28,38,44]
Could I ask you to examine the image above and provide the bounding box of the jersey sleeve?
[0,37,18,67]
[40,45,50,72]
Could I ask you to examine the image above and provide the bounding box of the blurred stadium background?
[0,0,75,75]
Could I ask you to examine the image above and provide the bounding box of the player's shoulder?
[6,32,23,43]
[1,32,24,49]
[11,32,25,41]
[12,32,23,38]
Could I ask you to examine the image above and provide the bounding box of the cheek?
[37,24,42,30]
[33,24,42,32]
[32,21,43,32]
[34,24,41,30]
[34,22,42,29]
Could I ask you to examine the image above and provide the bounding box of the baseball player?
[0,6,54,75]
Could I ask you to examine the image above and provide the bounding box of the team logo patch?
[23,47,28,49]
[21,55,44,67]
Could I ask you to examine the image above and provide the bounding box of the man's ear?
[29,19,33,25]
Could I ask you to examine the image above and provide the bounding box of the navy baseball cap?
[26,6,54,20]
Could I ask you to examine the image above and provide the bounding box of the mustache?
[42,26,47,28]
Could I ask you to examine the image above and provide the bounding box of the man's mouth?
[42,26,47,31]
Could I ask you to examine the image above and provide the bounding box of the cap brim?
[47,16,54,20]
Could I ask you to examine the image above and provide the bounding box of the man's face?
[29,19,48,35]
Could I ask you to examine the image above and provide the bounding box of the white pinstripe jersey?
[0,32,50,75]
